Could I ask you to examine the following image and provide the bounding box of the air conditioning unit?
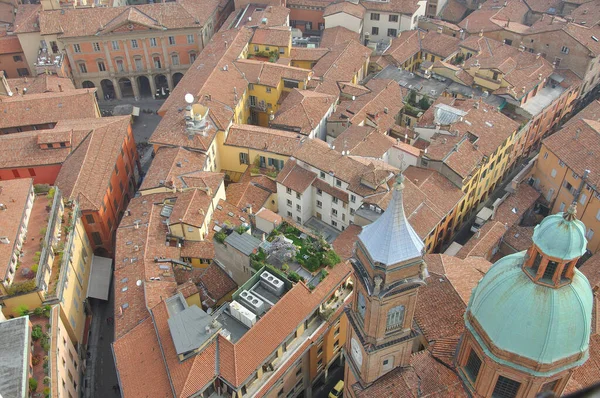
[260,271,285,296]
[229,300,257,328]
[239,290,265,314]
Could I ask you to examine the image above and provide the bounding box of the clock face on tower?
[351,337,363,366]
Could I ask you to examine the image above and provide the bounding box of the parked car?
[329,380,344,398]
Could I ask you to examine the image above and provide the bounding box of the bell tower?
[343,175,427,396]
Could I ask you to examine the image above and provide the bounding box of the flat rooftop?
[521,84,565,117]
[217,268,291,342]
[0,316,30,398]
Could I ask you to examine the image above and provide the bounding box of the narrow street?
[84,284,119,398]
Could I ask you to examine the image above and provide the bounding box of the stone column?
[161,37,170,69]
[131,77,140,100]
[148,75,157,98]
[141,38,151,72]
[112,78,122,99]
[166,73,174,92]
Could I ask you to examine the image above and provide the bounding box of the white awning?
[87,256,112,301]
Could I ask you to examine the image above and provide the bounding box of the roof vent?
[0,236,9,244]
[0,203,6,211]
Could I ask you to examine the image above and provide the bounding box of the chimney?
[518,45,525,52]
[551,16,555,24]
[479,29,483,37]
[536,53,541,59]
[224,40,228,48]
[437,26,443,34]
[575,128,581,139]
[58,84,63,92]
[538,73,542,80]
[474,101,479,109]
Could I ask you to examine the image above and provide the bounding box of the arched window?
[386,305,405,331]
[153,55,162,69]
[357,291,366,322]
[189,52,197,64]
[171,53,180,66]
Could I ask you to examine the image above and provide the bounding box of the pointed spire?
[357,172,424,266]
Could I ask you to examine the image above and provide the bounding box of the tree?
[32,325,43,341]
[407,90,418,106]
[323,250,341,268]
[29,378,38,392]
[215,230,227,244]
[418,96,431,110]
[16,304,29,317]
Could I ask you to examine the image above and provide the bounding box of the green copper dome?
[466,252,593,374]
[532,207,587,261]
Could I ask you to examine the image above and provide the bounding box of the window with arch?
[357,291,366,322]
[115,58,125,73]
[97,60,106,72]
[153,56,162,69]
[78,62,87,74]
[171,53,180,66]
[189,52,197,63]
[386,305,405,331]
[134,57,143,71]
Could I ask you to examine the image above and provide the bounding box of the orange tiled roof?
[332,224,361,259]
[225,171,276,211]
[276,159,317,193]
[250,26,291,47]
[112,318,173,398]
[323,1,366,19]
[0,88,99,130]
[225,123,304,156]
[38,0,220,38]
[234,58,312,88]
[271,89,336,136]
[139,147,208,191]
[290,47,329,62]
[0,36,22,55]
[319,26,360,49]
[543,119,600,189]
[152,28,253,152]
[6,75,75,94]
[332,126,395,158]
[55,116,132,211]
[12,4,40,34]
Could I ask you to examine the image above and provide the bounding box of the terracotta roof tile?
[271,89,336,136]
[458,0,530,34]
[12,4,40,33]
[225,123,304,156]
[420,30,461,59]
[311,39,371,96]
[332,224,361,259]
[543,119,600,188]
[290,47,329,62]
[112,318,173,398]
[323,1,366,19]
[416,254,467,341]
[319,26,360,48]
[0,88,99,130]
[0,2,15,26]
[331,79,405,133]
[197,262,237,306]
[225,171,276,211]
[0,127,87,170]
[356,348,467,397]
[276,159,317,192]
[0,36,22,54]
[403,166,464,215]
[566,334,600,394]
[503,225,535,252]
[152,28,253,152]
[359,0,420,15]
[55,116,132,211]
[169,188,216,228]
[6,75,75,94]
[440,0,468,23]
[234,58,312,88]
[38,0,220,38]
[332,126,395,158]
[251,26,291,47]
[456,221,507,261]
[139,147,208,191]
[381,30,420,66]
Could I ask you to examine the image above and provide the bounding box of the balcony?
[35,48,66,77]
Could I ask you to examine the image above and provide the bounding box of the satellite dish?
[184,93,194,104]
[136,280,142,287]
